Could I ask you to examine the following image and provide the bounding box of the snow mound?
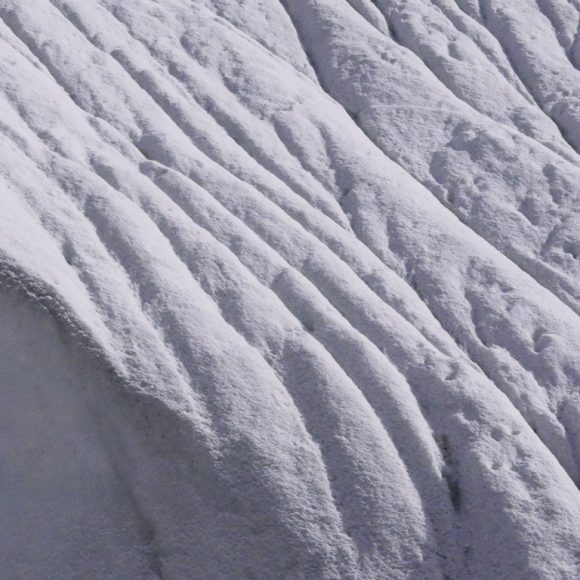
[1,1,580,578]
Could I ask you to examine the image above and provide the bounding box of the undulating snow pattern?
[2,0,580,578]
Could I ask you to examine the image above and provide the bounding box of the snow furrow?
[282,0,580,316]
[137,160,463,573]
[0,27,437,571]
[477,0,580,152]
[3,1,580,578]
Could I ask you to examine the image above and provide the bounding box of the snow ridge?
[1,1,580,578]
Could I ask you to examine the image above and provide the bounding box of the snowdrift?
[1,1,580,578]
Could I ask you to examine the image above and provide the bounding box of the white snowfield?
[2,0,580,578]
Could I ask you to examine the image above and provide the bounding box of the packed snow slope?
[2,1,580,578]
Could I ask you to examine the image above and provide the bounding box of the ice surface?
[1,0,580,578]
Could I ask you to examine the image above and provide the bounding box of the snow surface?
[1,0,580,578]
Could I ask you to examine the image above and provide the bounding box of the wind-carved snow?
[1,0,580,578]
